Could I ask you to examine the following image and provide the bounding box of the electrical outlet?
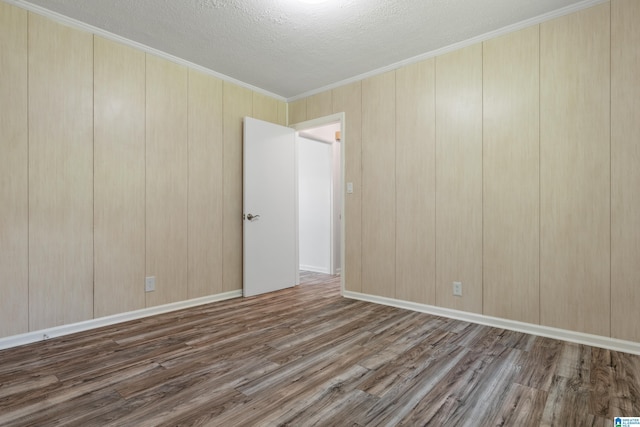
[145,276,156,292]
[453,281,462,297]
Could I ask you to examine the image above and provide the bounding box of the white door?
[243,117,297,297]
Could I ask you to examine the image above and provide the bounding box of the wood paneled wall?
[483,26,540,324]
[94,37,146,317]
[28,13,94,331]
[0,2,28,337]
[145,55,189,307]
[435,45,483,313]
[307,92,333,119]
[253,92,286,126]
[288,98,307,125]
[540,4,610,336]
[611,0,640,342]
[395,60,436,305]
[0,3,284,339]
[222,83,253,293]
[361,72,397,299]
[294,1,640,343]
[188,69,223,299]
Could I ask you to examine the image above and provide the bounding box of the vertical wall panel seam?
[301,98,306,122]
[26,10,31,332]
[144,54,148,308]
[186,71,190,299]
[221,83,226,294]
[538,23,542,327]
[92,34,96,320]
[360,84,364,293]
[609,0,613,338]
[433,57,437,306]
[359,84,363,293]
[393,72,397,300]
[481,43,484,316]
[431,63,436,304]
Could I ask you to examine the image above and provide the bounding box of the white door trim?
[290,113,346,295]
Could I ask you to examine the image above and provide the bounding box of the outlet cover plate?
[145,276,156,292]
[453,281,462,296]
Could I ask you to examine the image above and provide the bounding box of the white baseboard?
[6,287,637,356]
[299,264,330,274]
[343,290,640,356]
[0,290,242,351]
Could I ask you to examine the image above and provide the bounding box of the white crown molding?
[0,290,242,351]
[343,290,640,356]
[7,0,606,103]
[287,0,609,102]
[5,0,287,102]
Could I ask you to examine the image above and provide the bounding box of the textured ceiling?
[16,0,591,99]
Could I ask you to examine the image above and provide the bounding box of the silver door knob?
[246,214,260,221]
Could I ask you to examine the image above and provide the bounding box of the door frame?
[290,112,346,295]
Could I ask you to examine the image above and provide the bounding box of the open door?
[243,117,297,297]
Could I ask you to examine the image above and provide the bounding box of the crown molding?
[6,0,608,103]
[287,0,608,102]
[5,0,287,102]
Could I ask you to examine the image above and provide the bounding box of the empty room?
[1,0,639,425]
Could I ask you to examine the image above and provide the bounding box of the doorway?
[291,113,345,292]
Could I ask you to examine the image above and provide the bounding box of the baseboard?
[0,290,242,351]
[343,291,640,356]
[299,264,331,274]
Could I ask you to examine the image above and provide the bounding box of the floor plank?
[0,271,638,426]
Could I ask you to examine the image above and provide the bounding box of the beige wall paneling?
[94,37,146,317]
[146,54,189,307]
[252,92,279,124]
[223,82,253,292]
[28,13,94,330]
[435,44,483,313]
[332,82,363,293]
[395,59,436,305]
[611,0,640,342]
[288,98,307,125]
[188,70,224,298]
[306,91,332,120]
[361,71,396,298]
[0,2,28,337]
[277,100,287,126]
[540,4,610,336]
[482,26,540,324]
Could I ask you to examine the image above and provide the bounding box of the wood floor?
[1,272,639,426]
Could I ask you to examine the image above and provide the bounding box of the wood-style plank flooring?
[1,272,639,426]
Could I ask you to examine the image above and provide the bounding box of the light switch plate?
[347,182,354,194]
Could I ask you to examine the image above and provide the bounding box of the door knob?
[246,214,260,221]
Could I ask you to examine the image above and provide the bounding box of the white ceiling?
[14,0,596,99]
